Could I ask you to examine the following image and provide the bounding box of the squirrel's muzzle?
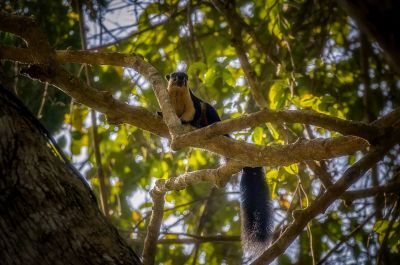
[171,79,186,87]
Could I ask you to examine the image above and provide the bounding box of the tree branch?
[173,109,382,146]
[191,135,368,167]
[306,160,333,189]
[342,181,400,202]
[142,186,165,265]
[251,128,400,264]
[153,160,244,193]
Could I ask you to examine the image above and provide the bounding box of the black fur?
[168,72,272,256]
[240,167,272,256]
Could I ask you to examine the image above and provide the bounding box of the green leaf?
[269,80,287,109]
[267,123,280,140]
[283,164,299,175]
[374,220,389,234]
[252,127,264,144]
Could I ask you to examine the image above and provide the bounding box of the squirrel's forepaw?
[180,119,192,124]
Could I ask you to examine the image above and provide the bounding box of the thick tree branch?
[31,62,169,136]
[371,107,400,128]
[173,109,382,146]
[192,135,368,167]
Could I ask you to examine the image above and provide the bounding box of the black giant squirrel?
[164,71,273,256]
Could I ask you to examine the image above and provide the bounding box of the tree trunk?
[0,85,141,264]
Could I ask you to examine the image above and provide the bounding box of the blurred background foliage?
[1,0,400,264]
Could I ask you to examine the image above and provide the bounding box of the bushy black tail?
[240,167,273,257]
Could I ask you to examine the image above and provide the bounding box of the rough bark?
[0,86,141,265]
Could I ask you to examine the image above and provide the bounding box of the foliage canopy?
[1,0,400,264]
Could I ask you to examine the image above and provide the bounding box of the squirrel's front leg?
[180,92,196,123]
[180,108,195,123]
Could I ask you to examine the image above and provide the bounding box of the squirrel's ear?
[165,74,170,81]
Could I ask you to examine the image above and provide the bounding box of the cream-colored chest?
[167,86,196,122]
[168,88,187,116]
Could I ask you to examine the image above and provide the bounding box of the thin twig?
[342,181,400,202]
[36,82,48,119]
[77,2,110,217]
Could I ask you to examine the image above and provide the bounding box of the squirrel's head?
[166,72,188,89]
